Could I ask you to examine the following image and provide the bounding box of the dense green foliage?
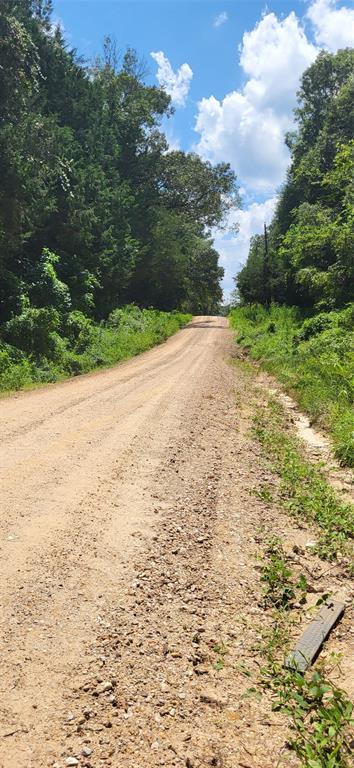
[230,304,354,466]
[0,1,238,386]
[232,50,353,466]
[0,305,191,392]
[236,50,354,309]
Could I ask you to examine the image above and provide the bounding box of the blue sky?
[53,0,354,298]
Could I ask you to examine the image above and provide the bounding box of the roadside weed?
[229,305,354,467]
[213,641,228,671]
[253,400,354,567]
[260,537,306,609]
[269,667,354,768]
[258,578,353,767]
[253,483,274,503]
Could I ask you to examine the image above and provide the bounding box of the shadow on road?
[185,318,228,329]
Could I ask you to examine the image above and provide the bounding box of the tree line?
[0,0,239,333]
[236,49,354,311]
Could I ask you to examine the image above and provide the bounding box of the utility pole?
[264,222,268,258]
[263,222,271,306]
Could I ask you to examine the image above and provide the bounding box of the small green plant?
[213,641,228,671]
[271,668,353,768]
[261,538,307,610]
[240,686,262,701]
[236,662,252,678]
[253,483,274,503]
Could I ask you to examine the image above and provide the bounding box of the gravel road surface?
[0,316,352,768]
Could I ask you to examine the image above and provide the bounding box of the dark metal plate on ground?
[285,600,345,673]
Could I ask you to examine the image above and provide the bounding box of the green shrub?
[0,346,35,391]
[64,311,94,352]
[2,306,62,357]
[107,304,146,332]
[296,312,334,342]
[338,304,354,330]
[30,248,71,313]
[333,411,354,467]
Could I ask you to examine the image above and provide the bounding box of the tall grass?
[229,304,354,467]
[253,399,354,565]
[0,305,191,394]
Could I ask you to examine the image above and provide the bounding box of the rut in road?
[0,317,352,768]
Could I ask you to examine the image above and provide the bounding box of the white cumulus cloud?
[190,0,353,293]
[307,0,354,51]
[240,11,317,115]
[196,2,354,196]
[151,51,193,107]
[195,11,317,193]
[214,11,228,28]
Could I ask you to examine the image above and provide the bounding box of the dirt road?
[0,317,351,768]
